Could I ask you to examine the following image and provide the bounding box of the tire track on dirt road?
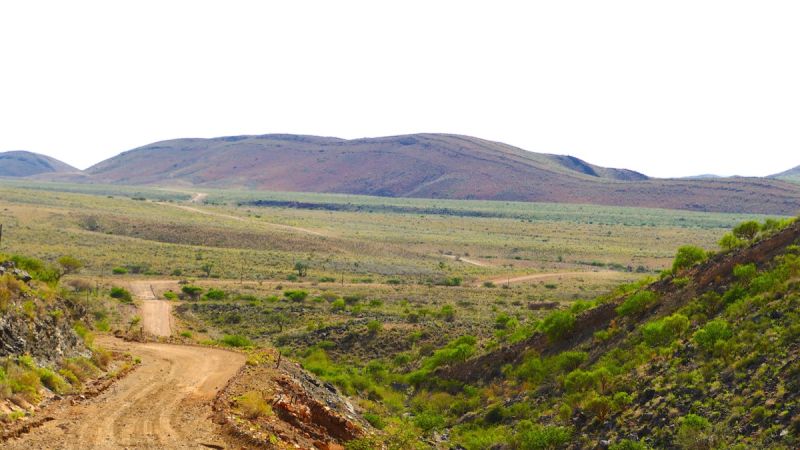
[4,336,246,449]
[5,280,245,449]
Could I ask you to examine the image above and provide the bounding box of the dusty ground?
[5,336,246,449]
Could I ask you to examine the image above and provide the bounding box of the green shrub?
[718,233,745,252]
[675,414,713,449]
[616,291,657,317]
[692,319,732,352]
[642,314,689,347]
[733,263,757,282]
[672,245,707,273]
[203,288,226,300]
[163,290,178,300]
[11,255,59,283]
[236,391,272,418]
[366,320,382,334]
[112,267,128,275]
[540,310,575,341]
[363,412,385,429]
[454,425,511,450]
[610,439,650,450]
[612,391,633,411]
[318,276,336,283]
[413,411,444,431]
[440,277,462,287]
[219,335,252,348]
[437,304,456,322]
[564,369,597,393]
[514,421,572,449]
[37,367,70,394]
[331,298,346,312]
[584,394,612,421]
[109,287,132,303]
[495,313,515,330]
[284,290,309,302]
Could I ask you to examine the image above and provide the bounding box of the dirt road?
[478,270,620,286]
[129,280,174,337]
[158,201,328,237]
[5,336,246,449]
[438,253,494,268]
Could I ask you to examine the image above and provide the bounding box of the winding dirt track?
[5,280,246,449]
[6,337,245,449]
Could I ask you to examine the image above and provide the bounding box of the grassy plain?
[0,179,794,447]
[0,177,777,363]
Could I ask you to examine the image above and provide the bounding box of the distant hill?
[85,133,800,215]
[0,151,79,177]
[770,165,800,183]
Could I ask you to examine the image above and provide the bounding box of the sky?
[1,1,799,178]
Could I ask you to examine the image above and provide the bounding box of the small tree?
[294,261,309,277]
[57,256,83,279]
[732,220,760,241]
[672,245,707,273]
[200,263,213,278]
[181,285,203,300]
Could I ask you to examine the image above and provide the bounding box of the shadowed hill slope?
[85,133,800,215]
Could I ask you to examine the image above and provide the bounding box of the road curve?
[5,336,246,449]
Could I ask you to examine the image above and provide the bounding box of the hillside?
[423,217,800,449]
[0,151,78,178]
[86,133,800,215]
[771,165,800,184]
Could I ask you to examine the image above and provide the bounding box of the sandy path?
[157,202,328,237]
[478,270,620,286]
[438,254,494,268]
[4,336,246,449]
[129,280,174,337]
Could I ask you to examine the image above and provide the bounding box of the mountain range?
[1,134,799,215]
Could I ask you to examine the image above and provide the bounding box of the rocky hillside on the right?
[416,217,800,449]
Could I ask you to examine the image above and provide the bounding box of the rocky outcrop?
[214,349,373,448]
[0,262,88,365]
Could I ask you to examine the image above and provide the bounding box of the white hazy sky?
[1,1,799,177]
